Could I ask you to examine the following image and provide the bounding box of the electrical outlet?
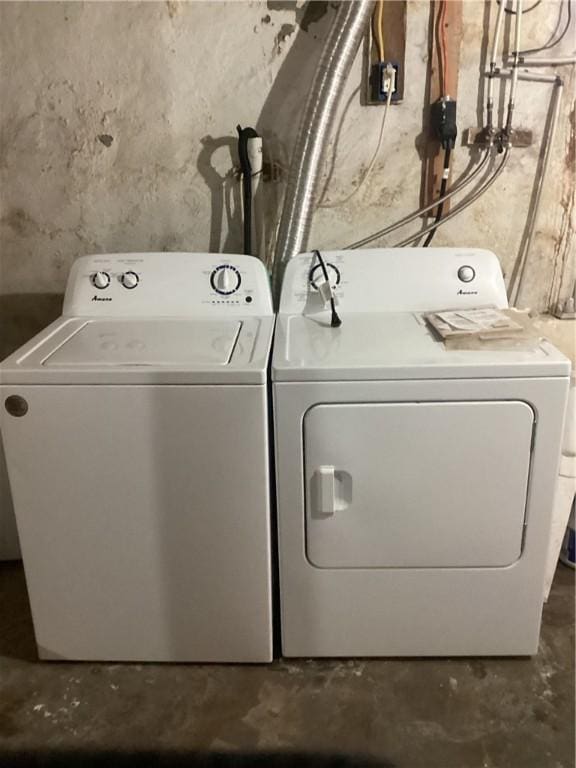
[372,61,400,103]
[382,63,397,98]
[364,1,406,106]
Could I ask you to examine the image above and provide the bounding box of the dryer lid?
[272,312,571,381]
[43,319,241,367]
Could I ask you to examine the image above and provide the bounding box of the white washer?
[273,248,571,657]
[1,252,274,662]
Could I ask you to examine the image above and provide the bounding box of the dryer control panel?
[63,253,273,317]
[279,248,508,314]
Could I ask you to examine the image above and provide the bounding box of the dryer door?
[304,401,534,568]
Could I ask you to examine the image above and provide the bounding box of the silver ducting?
[272,0,374,297]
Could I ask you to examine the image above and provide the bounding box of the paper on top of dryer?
[426,308,524,339]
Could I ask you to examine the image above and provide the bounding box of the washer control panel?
[91,270,141,290]
[279,248,508,314]
[64,253,273,317]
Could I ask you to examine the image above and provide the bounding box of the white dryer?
[1,252,274,662]
[273,248,570,657]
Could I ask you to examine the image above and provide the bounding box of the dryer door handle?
[315,466,336,516]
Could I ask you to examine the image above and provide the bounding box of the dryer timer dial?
[309,262,341,291]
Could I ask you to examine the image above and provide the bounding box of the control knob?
[458,265,476,283]
[309,262,341,291]
[121,271,139,289]
[210,265,241,295]
[91,271,111,290]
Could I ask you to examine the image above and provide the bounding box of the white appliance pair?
[1,249,570,661]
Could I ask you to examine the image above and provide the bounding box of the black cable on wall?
[236,125,259,256]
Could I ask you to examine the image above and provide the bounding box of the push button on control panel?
[91,271,111,290]
[457,265,476,283]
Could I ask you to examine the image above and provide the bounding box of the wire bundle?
[345,0,533,251]
[519,0,572,56]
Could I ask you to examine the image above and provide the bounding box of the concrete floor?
[0,562,574,768]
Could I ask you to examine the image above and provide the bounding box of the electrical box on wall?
[371,61,400,102]
[423,0,463,215]
[365,0,406,105]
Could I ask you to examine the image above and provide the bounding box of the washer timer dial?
[210,265,241,295]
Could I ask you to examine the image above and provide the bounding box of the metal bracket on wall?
[232,161,284,183]
[363,0,406,106]
[464,127,534,148]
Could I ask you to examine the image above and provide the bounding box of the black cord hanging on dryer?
[313,250,342,328]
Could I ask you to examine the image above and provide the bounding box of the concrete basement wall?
[0,0,574,341]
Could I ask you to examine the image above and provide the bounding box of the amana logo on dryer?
[92,295,112,302]
[457,289,478,296]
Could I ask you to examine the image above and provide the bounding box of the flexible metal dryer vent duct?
[272,0,374,298]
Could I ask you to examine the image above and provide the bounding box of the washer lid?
[43,319,241,367]
[273,312,571,381]
[1,316,275,385]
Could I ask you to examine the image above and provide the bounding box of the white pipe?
[520,56,576,66]
[487,0,507,133]
[491,0,507,69]
[494,67,561,83]
[510,80,564,306]
[505,0,523,136]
